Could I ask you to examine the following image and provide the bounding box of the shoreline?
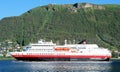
[110,58,120,61]
[0,56,15,60]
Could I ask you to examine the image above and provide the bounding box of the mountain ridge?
[0,3,120,51]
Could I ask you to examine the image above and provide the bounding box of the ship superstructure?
[10,39,111,61]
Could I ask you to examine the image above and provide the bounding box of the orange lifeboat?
[54,47,62,51]
[63,47,70,51]
[54,47,70,51]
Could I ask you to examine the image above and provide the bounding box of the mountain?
[0,3,120,50]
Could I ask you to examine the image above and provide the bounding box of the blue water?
[0,60,120,72]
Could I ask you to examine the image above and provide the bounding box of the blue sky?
[0,0,120,19]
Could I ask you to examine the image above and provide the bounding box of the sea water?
[0,60,120,72]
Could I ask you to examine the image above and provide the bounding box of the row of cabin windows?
[32,45,54,47]
[29,49,53,51]
[27,53,54,55]
[71,47,86,49]
[26,53,65,55]
[15,53,53,55]
[32,47,53,49]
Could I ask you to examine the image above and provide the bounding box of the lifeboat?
[54,47,62,51]
[54,47,70,51]
[63,47,70,51]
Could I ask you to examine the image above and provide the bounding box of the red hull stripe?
[12,54,111,59]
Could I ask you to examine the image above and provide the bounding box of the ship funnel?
[78,39,86,44]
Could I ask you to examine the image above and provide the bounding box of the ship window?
[71,47,76,49]
[80,51,83,53]
[78,47,86,49]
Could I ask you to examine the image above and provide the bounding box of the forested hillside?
[0,3,120,51]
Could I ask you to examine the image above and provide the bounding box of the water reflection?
[110,60,120,72]
[0,60,116,72]
[27,61,112,72]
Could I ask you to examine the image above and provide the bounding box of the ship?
[10,39,112,61]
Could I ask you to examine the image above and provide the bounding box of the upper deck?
[30,39,56,46]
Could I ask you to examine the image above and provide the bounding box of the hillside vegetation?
[0,3,120,51]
